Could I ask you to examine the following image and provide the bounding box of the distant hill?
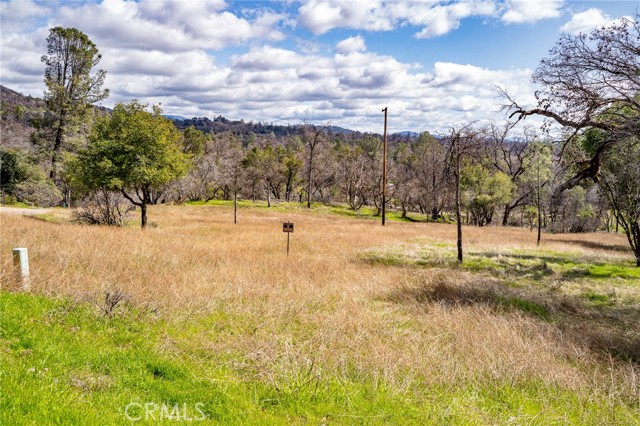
[0,85,48,150]
[1,85,46,111]
[172,116,424,143]
[172,116,369,139]
[393,131,420,139]
[163,114,186,121]
[0,85,115,151]
[1,85,427,146]
[327,125,354,135]
[173,115,305,137]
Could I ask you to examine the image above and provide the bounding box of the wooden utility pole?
[382,107,388,226]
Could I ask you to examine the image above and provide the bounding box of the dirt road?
[0,206,53,216]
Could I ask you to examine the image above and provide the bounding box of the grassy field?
[1,204,639,425]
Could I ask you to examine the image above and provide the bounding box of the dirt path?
[0,206,53,216]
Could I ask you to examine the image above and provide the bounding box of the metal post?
[12,248,30,291]
[382,107,388,226]
[283,221,294,255]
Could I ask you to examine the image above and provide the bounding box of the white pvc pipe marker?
[12,248,30,291]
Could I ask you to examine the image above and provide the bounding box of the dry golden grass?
[1,204,639,407]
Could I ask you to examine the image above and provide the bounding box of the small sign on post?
[283,222,294,233]
[12,248,30,291]
[283,222,294,255]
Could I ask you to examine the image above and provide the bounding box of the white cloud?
[54,0,287,51]
[559,8,629,35]
[298,0,393,35]
[150,48,534,133]
[0,0,542,133]
[0,0,48,20]
[0,0,50,32]
[501,0,563,24]
[405,1,497,38]
[231,46,311,71]
[297,0,498,38]
[102,49,216,77]
[336,35,367,53]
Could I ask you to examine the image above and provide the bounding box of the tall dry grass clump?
[1,205,638,407]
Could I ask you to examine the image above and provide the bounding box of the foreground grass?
[5,292,457,425]
[2,204,639,424]
[2,291,639,425]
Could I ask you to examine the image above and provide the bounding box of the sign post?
[283,222,294,255]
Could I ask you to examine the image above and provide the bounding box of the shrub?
[14,180,62,207]
[72,190,134,226]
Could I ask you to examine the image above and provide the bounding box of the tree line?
[0,18,638,266]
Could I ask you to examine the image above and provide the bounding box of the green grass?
[185,199,449,223]
[495,296,551,319]
[586,264,640,280]
[30,212,68,224]
[1,201,33,208]
[581,290,613,306]
[363,242,640,324]
[364,243,639,285]
[2,291,637,425]
[0,292,417,425]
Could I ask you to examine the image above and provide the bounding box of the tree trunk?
[267,184,271,207]
[431,169,437,220]
[307,150,313,208]
[140,203,148,229]
[502,204,511,226]
[49,118,65,180]
[455,147,463,263]
[536,190,542,246]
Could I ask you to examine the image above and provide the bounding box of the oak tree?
[70,101,190,228]
[599,137,640,266]
[505,14,640,193]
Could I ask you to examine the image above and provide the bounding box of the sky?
[0,0,637,133]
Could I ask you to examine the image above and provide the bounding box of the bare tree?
[446,123,482,263]
[483,122,535,225]
[72,189,134,226]
[523,142,553,245]
[413,132,449,219]
[302,125,328,208]
[503,14,640,194]
[219,136,244,223]
[333,142,369,210]
[391,141,417,218]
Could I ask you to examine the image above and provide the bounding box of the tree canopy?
[506,14,640,193]
[68,101,190,228]
[42,27,108,180]
[599,137,640,266]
